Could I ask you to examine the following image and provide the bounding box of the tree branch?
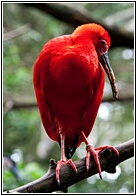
[3,94,134,115]
[23,3,134,48]
[3,23,31,41]
[5,139,134,193]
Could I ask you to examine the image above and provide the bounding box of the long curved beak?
[101,52,118,99]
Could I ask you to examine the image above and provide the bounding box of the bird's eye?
[101,40,106,46]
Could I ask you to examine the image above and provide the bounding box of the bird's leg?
[56,132,77,185]
[81,131,119,179]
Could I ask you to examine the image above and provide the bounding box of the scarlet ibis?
[33,23,119,184]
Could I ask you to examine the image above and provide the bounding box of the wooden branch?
[3,94,134,115]
[23,3,134,48]
[3,23,31,41]
[5,139,134,193]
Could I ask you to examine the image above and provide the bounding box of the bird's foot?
[56,159,77,185]
[86,144,119,179]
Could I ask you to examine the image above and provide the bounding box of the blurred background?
[3,2,134,193]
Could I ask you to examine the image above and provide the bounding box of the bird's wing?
[34,88,59,142]
[78,64,105,145]
[33,47,59,143]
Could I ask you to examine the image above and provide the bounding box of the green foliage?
[3,161,45,191]
[85,2,133,24]
[3,110,40,159]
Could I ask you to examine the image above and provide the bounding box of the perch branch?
[5,139,134,193]
[23,3,134,48]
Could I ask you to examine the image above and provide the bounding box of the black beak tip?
[113,92,118,99]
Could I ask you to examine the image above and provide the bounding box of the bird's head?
[73,23,118,99]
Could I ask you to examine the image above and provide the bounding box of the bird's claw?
[86,144,102,179]
[86,144,119,179]
[95,145,119,156]
[56,159,77,185]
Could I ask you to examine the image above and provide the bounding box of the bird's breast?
[50,52,99,90]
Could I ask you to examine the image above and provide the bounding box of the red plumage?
[33,23,118,183]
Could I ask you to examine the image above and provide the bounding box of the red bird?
[33,23,119,184]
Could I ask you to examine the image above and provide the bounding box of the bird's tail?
[65,145,76,159]
[65,134,80,159]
